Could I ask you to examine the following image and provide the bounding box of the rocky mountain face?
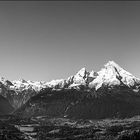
[1,60,140,118]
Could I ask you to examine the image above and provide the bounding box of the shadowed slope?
[0,95,14,115]
[14,88,140,119]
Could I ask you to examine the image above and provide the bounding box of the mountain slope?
[14,88,140,119]
[0,95,14,115]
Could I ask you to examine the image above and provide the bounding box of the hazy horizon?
[0,1,140,81]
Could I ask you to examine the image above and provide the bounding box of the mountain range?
[4,61,140,92]
[1,61,140,119]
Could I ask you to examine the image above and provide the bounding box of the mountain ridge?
[0,60,140,111]
[0,60,139,91]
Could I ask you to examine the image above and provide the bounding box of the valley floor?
[1,115,140,140]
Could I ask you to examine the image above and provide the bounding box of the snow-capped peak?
[104,61,138,79]
[72,68,89,85]
[105,60,120,68]
[0,60,139,93]
[44,61,140,90]
[89,61,140,90]
[104,61,133,76]
[76,67,87,78]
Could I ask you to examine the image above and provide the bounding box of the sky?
[0,1,140,81]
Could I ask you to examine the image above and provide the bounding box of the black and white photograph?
[0,1,140,140]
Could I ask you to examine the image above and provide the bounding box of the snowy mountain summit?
[0,60,140,96]
[89,61,140,90]
[44,61,140,91]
